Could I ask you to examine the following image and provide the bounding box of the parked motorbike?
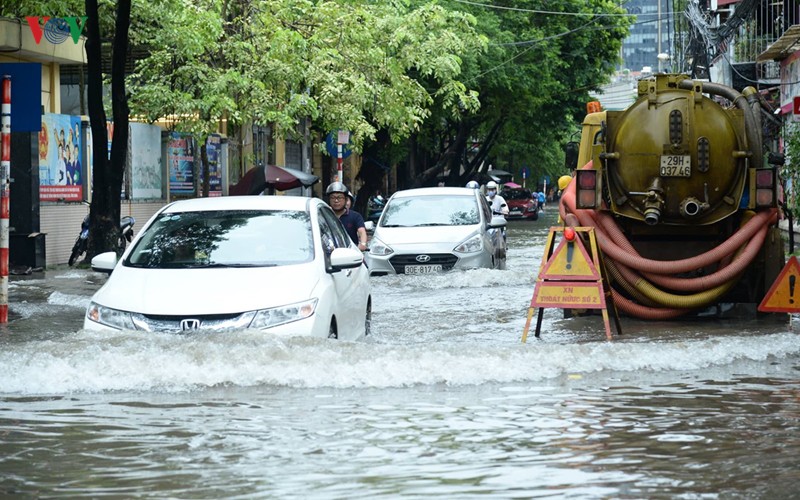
[68,214,136,266]
[368,195,385,223]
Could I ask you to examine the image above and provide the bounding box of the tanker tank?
[560,74,785,319]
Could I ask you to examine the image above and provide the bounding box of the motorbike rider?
[485,181,509,216]
[485,180,508,248]
[466,180,480,190]
[327,181,368,251]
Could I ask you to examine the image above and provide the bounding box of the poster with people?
[39,113,83,201]
[168,132,195,197]
[130,123,163,199]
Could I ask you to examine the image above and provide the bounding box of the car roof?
[391,187,476,198]
[160,195,318,214]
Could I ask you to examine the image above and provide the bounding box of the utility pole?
[657,0,662,72]
[301,117,310,197]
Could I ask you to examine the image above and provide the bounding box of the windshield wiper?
[184,262,274,268]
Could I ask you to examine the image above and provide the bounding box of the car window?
[480,195,492,221]
[124,209,314,268]
[505,189,532,200]
[318,206,351,249]
[380,195,479,227]
[317,215,336,255]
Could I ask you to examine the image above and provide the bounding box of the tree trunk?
[354,129,391,216]
[84,0,132,263]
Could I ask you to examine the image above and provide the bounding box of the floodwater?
[1,209,799,498]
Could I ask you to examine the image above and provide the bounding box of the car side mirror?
[564,141,579,171]
[329,247,364,272]
[364,221,375,232]
[91,251,118,275]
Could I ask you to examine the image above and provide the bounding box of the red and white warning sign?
[758,256,800,313]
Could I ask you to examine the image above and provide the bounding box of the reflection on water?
[1,209,799,498]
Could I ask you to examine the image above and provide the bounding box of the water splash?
[1,329,797,394]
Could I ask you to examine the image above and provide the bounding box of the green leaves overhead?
[125,0,485,150]
[2,0,629,174]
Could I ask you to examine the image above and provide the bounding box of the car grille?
[131,312,255,333]
[388,253,458,273]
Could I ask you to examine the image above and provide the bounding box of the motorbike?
[367,195,385,223]
[68,214,136,266]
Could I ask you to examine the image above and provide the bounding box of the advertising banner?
[205,134,222,197]
[130,123,163,199]
[168,132,195,196]
[39,113,83,201]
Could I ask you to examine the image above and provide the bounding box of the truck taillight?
[755,168,775,207]
[576,170,597,209]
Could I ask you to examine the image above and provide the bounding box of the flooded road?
[1,209,799,498]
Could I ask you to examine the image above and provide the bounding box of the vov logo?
[26,16,87,45]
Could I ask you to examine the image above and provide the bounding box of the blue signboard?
[325,132,352,159]
[0,63,42,132]
[520,166,530,178]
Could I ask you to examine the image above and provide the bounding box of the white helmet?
[486,180,498,199]
[466,180,479,189]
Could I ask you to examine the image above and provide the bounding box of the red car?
[502,188,539,220]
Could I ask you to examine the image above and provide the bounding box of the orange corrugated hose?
[559,162,778,319]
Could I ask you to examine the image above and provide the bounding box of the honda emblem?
[180,319,201,331]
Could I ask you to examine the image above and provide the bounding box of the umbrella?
[504,181,522,189]
[229,165,319,195]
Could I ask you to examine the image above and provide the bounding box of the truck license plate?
[660,155,691,177]
[405,264,442,274]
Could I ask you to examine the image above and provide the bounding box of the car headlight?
[368,237,394,256]
[249,298,318,329]
[86,302,136,330]
[454,234,483,253]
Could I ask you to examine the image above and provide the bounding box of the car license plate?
[405,264,442,274]
[660,155,691,177]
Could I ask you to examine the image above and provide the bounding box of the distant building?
[589,73,637,111]
[619,0,673,74]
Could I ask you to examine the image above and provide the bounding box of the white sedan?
[366,187,507,275]
[84,196,372,340]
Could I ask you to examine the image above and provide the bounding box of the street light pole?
[658,52,670,73]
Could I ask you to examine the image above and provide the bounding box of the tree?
[84,0,131,260]
[2,0,132,261]
[127,0,484,155]
[393,0,631,190]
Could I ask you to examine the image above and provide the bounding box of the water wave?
[47,291,92,309]
[1,330,797,394]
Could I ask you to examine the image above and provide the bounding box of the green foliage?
[3,0,630,188]
[783,122,800,219]
[401,0,630,186]
[125,0,484,152]
[0,0,84,17]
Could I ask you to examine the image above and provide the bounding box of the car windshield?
[503,189,532,200]
[380,195,479,227]
[125,209,313,269]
